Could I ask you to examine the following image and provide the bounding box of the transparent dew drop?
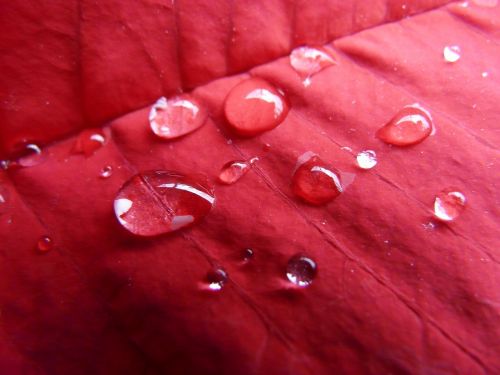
[443,45,461,63]
[356,150,377,169]
[242,248,254,262]
[289,46,336,87]
[0,160,10,170]
[149,95,208,140]
[205,268,228,291]
[113,170,215,236]
[99,165,113,179]
[433,189,466,222]
[16,143,45,168]
[37,236,53,253]
[286,254,317,287]
[218,160,251,185]
[376,104,434,146]
[73,129,106,156]
[262,143,271,152]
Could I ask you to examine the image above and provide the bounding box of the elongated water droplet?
[218,157,258,185]
[443,45,461,63]
[286,254,317,287]
[99,165,113,179]
[74,129,106,156]
[376,104,434,146]
[224,78,289,136]
[356,150,377,169]
[289,46,336,87]
[205,268,227,291]
[292,152,343,205]
[114,171,215,236]
[434,189,466,221]
[149,95,207,139]
[242,248,254,262]
[37,236,53,253]
[16,143,44,167]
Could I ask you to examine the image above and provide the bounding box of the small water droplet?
[286,254,317,287]
[218,159,253,185]
[0,160,10,170]
[433,189,466,221]
[481,71,489,78]
[422,221,437,231]
[15,143,44,168]
[340,146,353,152]
[242,248,254,262]
[37,236,53,253]
[356,150,377,169]
[114,171,215,236]
[443,45,461,63]
[74,129,106,156]
[0,185,9,216]
[149,95,208,139]
[224,78,289,136]
[262,143,271,152]
[289,46,336,86]
[376,104,434,146]
[205,268,227,291]
[99,165,113,179]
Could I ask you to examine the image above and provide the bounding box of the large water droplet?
[205,267,228,291]
[16,143,45,168]
[37,236,53,253]
[114,170,215,236]
[149,95,207,140]
[99,165,113,179]
[443,45,461,63]
[286,254,317,287]
[218,157,258,185]
[224,78,289,136]
[376,104,434,146]
[433,189,466,221]
[73,129,106,156]
[292,152,343,205]
[289,46,336,87]
[356,150,377,169]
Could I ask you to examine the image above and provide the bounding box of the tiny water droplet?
[434,189,466,221]
[218,157,257,185]
[15,143,44,168]
[262,143,271,152]
[289,46,336,86]
[224,78,289,136]
[422,221,437,231]
[149,95,208,139]
[0,160,10,170]
[376,104,434,146]
[286,254,317,287]
[114,171,215,236]
[0,185,9,216]
[37,236,53,253]
[356,150,377,169]
[205,268,227,291]
[99,165,113,179]
[242,248,254,262]
[74,129,106,156]
[443,45,461,63]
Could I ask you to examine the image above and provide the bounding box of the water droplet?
[356,150,377,169]
[262,143,271,152]
[376,104,434,146]
[205,267,227,291]
[289,46,336,86]
[149,95,208,139]
[99,165,113,179]
[114,170,215,236]
[443,45,461,63]
[0,185,9,216]
[73,129,106,156]
[242,248,254,262]
[218,160,251,185]
[0,160,10,170]
[286,254,317,287]
[472,0,498,7]
[422,221,437,231]
[16,143,44,168]
[481,71,489,78]
[292,152,343,205]
[37,236,53,253]
[433,189,466,222]
[224,78,289,136]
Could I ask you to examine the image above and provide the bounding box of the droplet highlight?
[149,95,208,140]
[242,248,254,262]
[16,143,44,168]
[37,236,53,253]
[356,150,377,169]
[433,189,466,222]
[286,254,317,287]
[205,267,228,291]
[443,45,461,63]
[224,78,289,136]
[74,129,106,156]
[114,170,215,236]
[376,104,434,146]
[0,185,9,216]
[472,0,498,7]
[289,46,336,87]
[218,157,258,185]
[99,165,113,179]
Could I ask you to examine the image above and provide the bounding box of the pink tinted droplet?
[114,170,215,236]
[0,184,9,216]
[224,78,289,136]
[433,189,466,222]
[472,0,498,7]
[73,129,106,156]
[205,267,228,291]
[286,254,317,287]
[242,248,254,262]
[292,152,343,205]
[218,157,258,185]
[37,236,53,253]
[289,46,336,87]
[15,143,45,168]
[376,104,434,146]
[99,165,113,179]
[149,95,208,140]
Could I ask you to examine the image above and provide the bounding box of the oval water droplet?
[218,157,258,185]
[443,45,461,63]
[37,236,53,253]
[114,170,215,236]
[149,95,208,140]
[376,104,434,146]
[242,248,254,262]
[205,267,227,291]
[356,150,377,169]
[289,46,336,87]
[0,185,9,216]
[16,143,44,167]
[99,165,113,179]
[74,129,106,156]
[286,254,317,287]
[224,78,289,136]
[433,189,466,222]
[472,0,498,7]
[292,152,343,205]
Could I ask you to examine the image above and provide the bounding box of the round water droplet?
[16,143,44,167]
[443,45,461,63]
[356,150,377,169]
[472,0,498,7]
[0,185,9,216]
[37,236,53,253]
[114,170,215,236]
[376,104,434,146]
[262,143,271,152]
[286,254,317,287]
[99,165,113,179]
[433,189,466,222]
[149,95,207,140]
[0,160,10,170]
[224,78,289,136]
[205,268,227,291]
[289,46,336,87]
[242,248,254,262]
[218,160,251,185]
[481,71,489,78]
[74,129,106,156]
[292,152,343,205]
